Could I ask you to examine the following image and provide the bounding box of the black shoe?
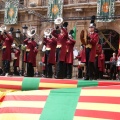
[84,77,89,80]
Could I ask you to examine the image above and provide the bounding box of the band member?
[43,34,57,78]
[12,46,20,75]
[110,52,117,80]
[98,50,105,79]
[94,43,102,79]
[84,16,99,80]
[76,45,86,78]
[0,31,13,76]
[24,37,37,77]
[64,30,76,79]
[51,22,68,79]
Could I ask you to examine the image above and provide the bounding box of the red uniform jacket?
[99,53,105,72]
[13,49,20,67]
[65,39,76,64]
[96,44,102,68]
[24,38,37,64]
[0,34,13,61]
[88,32,99,62]
[51,28,68,61]
[43,37,57,64]
[76,47,86,63]
[32,48,38,67]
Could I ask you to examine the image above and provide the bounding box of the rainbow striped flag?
[1,85,120,120]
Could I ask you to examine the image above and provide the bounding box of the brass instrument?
[80,29,92,48]
[0,25,7,34]
[54,17,63,26]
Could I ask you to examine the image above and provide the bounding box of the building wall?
[0,0,120,72]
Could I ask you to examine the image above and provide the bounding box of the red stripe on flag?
[0,84,21,90]
[83,85,120,89]
[2,95,48,101]
[0,107,43,114]
[0,77,23,81]
[40,78,78,84]
[75,109,120,120]
[98,81,120,86]
[78,96,120,104]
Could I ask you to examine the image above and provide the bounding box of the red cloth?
[24,38,37,65]
[43,37,57,64]
[99,53,105,72]
[51,28,68,61]
[0,34,13,61]
[65,39,76,63]
[32,48,38,67]
[14,49,20,67]
[88,32,99,62]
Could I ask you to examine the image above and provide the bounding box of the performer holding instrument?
[80,15,99,80]
[43,30,57,78]
[51,19,68,79]
[0,25,14,76]
[64,30,76,79]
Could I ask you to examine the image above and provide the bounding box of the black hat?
[56,26,59,30]
[63,22,68,28]
[69,30,74,35]
[89,15,96,28]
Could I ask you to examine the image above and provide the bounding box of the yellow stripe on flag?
[6,90,50,96]
[0,113,40,120]
[76,102,120,112]
[74,116,109,120]
[39,83,77,88]
[1,101,46,108]
[81,89,120,97]
[0,80,22,86]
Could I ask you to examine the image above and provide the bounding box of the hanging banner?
[97,0,115,22]
[4,0,19,24]
[47,0,63,20]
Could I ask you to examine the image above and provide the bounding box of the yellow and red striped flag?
[1,85,120,120]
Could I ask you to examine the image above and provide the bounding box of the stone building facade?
[0,0,120,73]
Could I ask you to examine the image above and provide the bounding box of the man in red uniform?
[84,16,99,80]
[65,30,76,79]
[98,50,105,79]
[24,37,37,77]
[43,35,57,78]
[51,22,68,79]
[12,46,20,75]
[0,31,13,76]
[110,52,117,80]
[94,43,102,79]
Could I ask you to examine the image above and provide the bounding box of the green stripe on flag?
[40,88,81,120]
[77,80,98,87]
[22,77,40,91]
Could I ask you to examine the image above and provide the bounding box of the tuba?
[44,28,53,37]
[0,25,6,34]
[27,26,36,38]
[54,17,63,26]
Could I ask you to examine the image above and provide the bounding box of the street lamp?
[16,29,21,38]
[22,24,28,34]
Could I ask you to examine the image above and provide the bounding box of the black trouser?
[99,71,103,79]
[78,68,83,78]
[89,62,95,79]
[85,48,91,79]
[94,56,99,79]
[3,60,10,74]
[64,63,72,79]
[45,50,53,78]
[13,59,19,75]
[56,48,65,79]
[27,62,34,77]
[110,65,116,80]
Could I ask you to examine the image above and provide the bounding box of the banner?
[4,0,19,24]
[72,26,77,40]
[97,0,115,22]
[47,0,63,20]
